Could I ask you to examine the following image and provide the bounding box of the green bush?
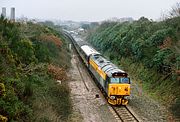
[147,28,175,47]
[33,41,51,63]
[12,39,37,64]
[153,48,174,71]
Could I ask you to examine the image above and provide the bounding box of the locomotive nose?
[124,87,128,91]
[109,84,130,96]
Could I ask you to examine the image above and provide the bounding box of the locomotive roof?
[81,45,100,56]
[91,54,127,77]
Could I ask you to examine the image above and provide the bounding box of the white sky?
[0,0,179,21]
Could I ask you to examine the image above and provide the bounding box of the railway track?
[74,54,90,92]
[75,50,140,122]
[67,33,140,122]
[110,105,139,122]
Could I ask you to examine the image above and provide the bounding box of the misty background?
[0,0,179,21]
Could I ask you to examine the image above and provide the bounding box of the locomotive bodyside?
[89,54,130,105]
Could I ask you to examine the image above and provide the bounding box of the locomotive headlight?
[110,96,116,100]
[124,96,129,99]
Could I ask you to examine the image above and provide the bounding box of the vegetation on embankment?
[0,16,72,121]
[86,16,180,117]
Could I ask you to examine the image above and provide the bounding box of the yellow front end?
[108,84,130,105]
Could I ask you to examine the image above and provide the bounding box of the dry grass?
[32,96,64,122]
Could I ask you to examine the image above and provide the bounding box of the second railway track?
[111,105,139,122]
[74,54,90,92]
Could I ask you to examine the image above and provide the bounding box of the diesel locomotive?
[71,36,131,105]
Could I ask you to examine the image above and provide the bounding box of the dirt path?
[68,52,117,122]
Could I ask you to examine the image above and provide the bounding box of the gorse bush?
[13,39,37,64]
[0,83,5,97]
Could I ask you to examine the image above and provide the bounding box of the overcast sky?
[0,0,179,21]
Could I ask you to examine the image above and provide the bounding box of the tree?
[81,24,90,30]
[169,2,180,18]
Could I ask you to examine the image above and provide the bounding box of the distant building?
[107,17,134,23]
[77,28,85,32]
[2,7,6,17]
[119,17,134,23]
[10,7,15,21]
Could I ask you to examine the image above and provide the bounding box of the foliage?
[33,41,51,63]
[87,16,180,118]
[0,17,71,121]
[87,17,180,73]
[38,34,63,47]
[0,83,6,97]
[153,48,174,70]
[12,39,37,64]
[146,28,175,47]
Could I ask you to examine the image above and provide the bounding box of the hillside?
[86,16,180,118]
[0,17,72,121]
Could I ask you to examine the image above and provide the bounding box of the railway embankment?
[0,18,72,121]
[86,16,180,121]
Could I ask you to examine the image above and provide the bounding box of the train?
[70,35,131,105]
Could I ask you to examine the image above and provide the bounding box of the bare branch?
[169,2,180,18]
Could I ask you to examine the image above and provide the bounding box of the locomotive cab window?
[121,77,130,84]
[110,77,130,84]
[111,78,120,83]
